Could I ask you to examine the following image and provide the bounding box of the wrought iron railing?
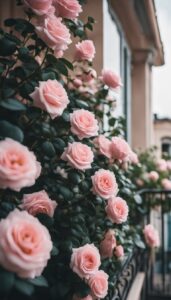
[113,189,171,300]
[112,247,146,300]
[139,189,171,300]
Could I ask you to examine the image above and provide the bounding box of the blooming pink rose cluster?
[70,109,99,140]
[25,0,83,57]
[100,70,122,90]
[94,135,131,162]
[156,159,167,172]
[30,79,69,119]
[143,224,160,248]
[128,151,139,164]
[100,230,124,259]
[167,160,171,171]
[94,135,112,159]
[105,197,129,224]
[70,244,108,299]
[0,138,41,192]
[91,169,128,223]
[161,178,171,190]
[75,40,96,62]
[25,0,82,20]
[147,171,159,182]
[54,0,82,19]
[61,142,94,170]
[21,190,57,217]
[0,209,52,278]
[24,0,53,16]
[91,169,118,199]
[36,15,71,58]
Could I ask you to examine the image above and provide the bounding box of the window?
[103,0,131,142]
[161,137,171,156]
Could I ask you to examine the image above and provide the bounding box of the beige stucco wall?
[65,0,103,75]
[131,51,153,150]
[153,121,171,157]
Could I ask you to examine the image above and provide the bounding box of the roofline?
[144,0,164,66]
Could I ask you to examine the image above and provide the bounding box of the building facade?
[78,0,164,149]
[153,115,171,158]
[0,0,164,150]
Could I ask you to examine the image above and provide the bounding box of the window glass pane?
[103,0,123,116]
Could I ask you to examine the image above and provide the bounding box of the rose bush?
[0,1,159,299]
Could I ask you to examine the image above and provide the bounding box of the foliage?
[0,1,152,300]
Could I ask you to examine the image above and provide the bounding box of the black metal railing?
[112,247,146,300]
[112,189,171,300]
[139,189,171,300]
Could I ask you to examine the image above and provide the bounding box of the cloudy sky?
[153,0,171,117]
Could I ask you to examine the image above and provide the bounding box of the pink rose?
[129,151,139,164]
[21,190,57,217]
[73,78,83,88]
[100,230,116,259]
[111,137,131,161]
[54,0,82,19]
[148,171,159,182]
[70,109,99,140]
[36,15,71,53]
[136,179,144,187]
[82,68,97,82]
[91,169,118,199]
[157,159,167,172]
[161,178,171,190]
[75,40,96,62]
[0,138,41,192]
[61,142,94,170]
[114,245,124,258]
[94,135,112,159]
[88,270,108,299]
[143,224,160,248]
[167,161,171,170]
[0,209,52,278]
[24,0,53,15]
[30,79,69,119]
[105,197,128,224]
[101,70,122,89]
[70,244,101,279]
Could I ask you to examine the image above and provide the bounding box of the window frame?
[103,0,132,143]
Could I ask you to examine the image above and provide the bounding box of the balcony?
[114,189,171,300]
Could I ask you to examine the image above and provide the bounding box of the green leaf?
[53,138,66,151]
[0,120,24,142]
[59,186,73,200]
[0,37,16,56]
[14,279,35,296]
[59,58,73,70]
[68,171,82,184]
[0,98,26,111]
[135,239,146,249]
[28,276,48,287]
[41,71,56,81]
[4,18,16,27]
[37,213,54,229]
[75,100,89,109]
[42,141,56,157]
[88,16,95,23]
[109,118,116,126]
[54,60,68,76]
[134,194,142,205]
[46,54,68,76]
[0,269,14,295]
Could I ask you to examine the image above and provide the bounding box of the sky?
[153,0,171,117]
